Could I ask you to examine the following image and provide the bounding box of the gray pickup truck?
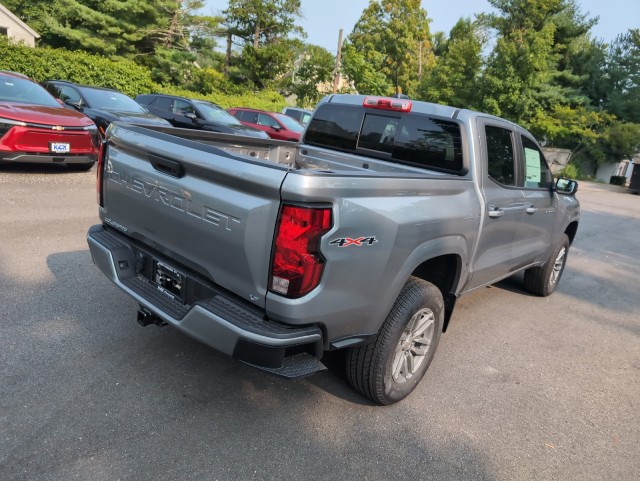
[87,94,579,404]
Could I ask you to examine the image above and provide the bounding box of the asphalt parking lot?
[1,163,638,481]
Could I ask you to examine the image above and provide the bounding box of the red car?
[228,107,305,141]
[0,71,99,171]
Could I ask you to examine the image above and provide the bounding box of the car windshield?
[0,76,60,107]
[194,101,242,125]
[81,88,146,113]
[273,113,305,132]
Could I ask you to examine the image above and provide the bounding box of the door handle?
[488,207,504,218]
[526,206,537,214]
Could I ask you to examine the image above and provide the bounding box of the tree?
[479,0,597,127]
[285,45,334,108]
[340,41,391,95]
[4,0,174,58]
[604,30,640,123]
[416,18,485,108]
[343,0,431,96]
[222,0,304,88]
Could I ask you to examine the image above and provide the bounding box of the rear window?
[304,104,464,173]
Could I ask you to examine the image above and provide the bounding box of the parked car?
[281,107,313,125]
[228,107,305,141]
[0,71,99,170]
[41,80,170,135]
[135,93,269,139]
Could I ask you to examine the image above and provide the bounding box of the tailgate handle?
[149,154,184,178]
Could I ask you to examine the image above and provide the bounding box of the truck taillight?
[96,141,106,207]
[270,204,332,298]
[363,96,412,112]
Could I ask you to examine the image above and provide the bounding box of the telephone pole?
[333,29,343,94]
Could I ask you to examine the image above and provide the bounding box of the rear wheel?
[345,277,443,405]
[523,234,570,296]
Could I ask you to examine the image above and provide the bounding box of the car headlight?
[83,124,101,146]
[0,117,27,138]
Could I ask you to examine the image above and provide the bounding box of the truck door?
[468,121,526,289]
[514,134,556,264]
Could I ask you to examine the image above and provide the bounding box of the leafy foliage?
[416,18,485,108]
[344,0,431,96]
[223,0,304,88]
[0,38,155,96]
[283,45,335,108]
[603,30,640,123]
[0,39,285,111]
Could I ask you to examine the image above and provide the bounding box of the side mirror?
[555,177,578,195]
[64,99,82,111]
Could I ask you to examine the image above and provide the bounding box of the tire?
[523,234,570,297]
[345,277,443,405]
[67,162,95,172]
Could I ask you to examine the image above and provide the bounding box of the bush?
[609,175,627,186]
[0,39,287,111]
[0,39,155,96]
[558,163,579,179]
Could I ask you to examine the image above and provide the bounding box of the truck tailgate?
[101,124,289,308]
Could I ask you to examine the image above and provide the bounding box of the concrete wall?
[542,148,571,174]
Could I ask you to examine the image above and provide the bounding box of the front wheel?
[523,234,570,296]
[345,277,443,405]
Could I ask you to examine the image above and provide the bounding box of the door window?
[485,125,515,186]
[154,97,172,111]
[257,113,280,129]
[173,99,195,116]
[59,86,82,105]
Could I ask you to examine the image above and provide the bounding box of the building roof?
[0,3,41,39]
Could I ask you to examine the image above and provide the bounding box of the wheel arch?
[411,253,462,332]
[565,221,579,245]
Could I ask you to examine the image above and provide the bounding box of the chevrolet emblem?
[52,125,64,131]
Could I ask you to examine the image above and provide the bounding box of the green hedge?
[0,39,286,111]
[0,39,155,97]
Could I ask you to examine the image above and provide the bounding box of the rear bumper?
[0,152,96,164]
[86,225,324,376]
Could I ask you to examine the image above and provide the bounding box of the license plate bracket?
[152,261,186,303]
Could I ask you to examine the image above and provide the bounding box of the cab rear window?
[304,103,464,174]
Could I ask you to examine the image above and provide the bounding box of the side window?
[59,86,82,105]
[258,113,279,129]
[238,110,257,123]
[45,84,61,98]
[140,96,156,107]
[155,97,172,111]
[173,99,195,116]
[521,136,551,189]
[485,125,515,186]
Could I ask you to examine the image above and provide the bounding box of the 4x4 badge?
[329,236,378,247]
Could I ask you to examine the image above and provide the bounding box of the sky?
[206,0,638,54]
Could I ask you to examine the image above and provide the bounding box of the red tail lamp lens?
[270,204,332,298]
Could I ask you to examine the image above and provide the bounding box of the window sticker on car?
[329,236,378,247]
[524,147,541,184]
